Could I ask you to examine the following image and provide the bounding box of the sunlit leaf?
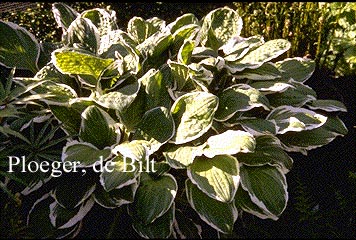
[250,81,293,94]
[116,88,146,131]
[275,57,315,83]
[139,68,172,111]
[267,81,317,107]
[222,35,264,61]
[203,130,256,158]
[225,39,290,73]
[127,17,160,44]
[266,106,328,134]
[172,24,200,55]
[96,78,140,112]
[178,39,195,65]
[81,8,118,37]
[133,107,175,153]
[65,17,100,53]
[163,144,205,169]
[136,30,173,59]
[31,80,78,106]
[171,92,219,144]
[188,155,240,203]
[215,84,270,121]
[52,49,114,80]
[199,7,243,50]
[232,62,282,80]
[112,140,148,162]
[239,39,291,64]
[167,13,199,34]
[168,60,190,91]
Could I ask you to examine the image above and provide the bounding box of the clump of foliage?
[0,3,348,238]
[318,2,356,77]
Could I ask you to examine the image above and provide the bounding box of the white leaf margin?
[267,105,328,134]
[185,179,238,233]
[187,155,240,203]
[239,163,288,220]
[0,21,40,70]
[49,196,95,229]
[99,157,140,191]
[51,183,96,209]
[61,140,113,168]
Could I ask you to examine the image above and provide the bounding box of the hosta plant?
[0,3,348,238]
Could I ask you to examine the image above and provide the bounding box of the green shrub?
[318,2,356,77]
[0,3,348,238]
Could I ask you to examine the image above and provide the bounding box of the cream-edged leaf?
[266,106,328,134]
[215,84,270,121]
[203,130,256,158]
[185,179,238,234]
[129,173,177,225]
[171,92,219,144]
[239,164,288,218]
[163,144,205,169]
[188,155,240,203]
